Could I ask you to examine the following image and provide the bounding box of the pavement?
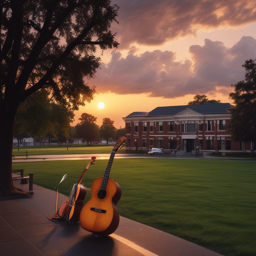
[0,179,224,256]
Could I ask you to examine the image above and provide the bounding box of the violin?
[58,156,96,222]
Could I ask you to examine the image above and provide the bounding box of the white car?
[148,148,164,155]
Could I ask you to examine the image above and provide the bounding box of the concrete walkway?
[0,180,223,256]
[12,152,256,163]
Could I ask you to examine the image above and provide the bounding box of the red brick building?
[123,103,252,154]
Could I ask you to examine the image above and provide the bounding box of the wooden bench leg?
[20,169,28,184]
[29,173,33,191]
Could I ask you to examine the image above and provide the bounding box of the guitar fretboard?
[100,150,116,191]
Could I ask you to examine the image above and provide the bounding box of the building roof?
[126,112,148,118]
[125,103,233,118]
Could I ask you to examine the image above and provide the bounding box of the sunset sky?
[75,0,256,128]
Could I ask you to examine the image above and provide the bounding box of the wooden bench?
[12,169,34,191]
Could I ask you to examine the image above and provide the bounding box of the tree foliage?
[75,113,99,145]
[0,0,119,196]
[15,89,73,143]
[100,118,115,145]
[228,59,256,147]
[188,95,221,105]
[114,127,125,141]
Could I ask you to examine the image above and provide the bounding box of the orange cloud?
[91,36,256,98]
[112,0,256,48]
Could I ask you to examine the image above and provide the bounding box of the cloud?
[91,36,256,98]
[112,0,256,48]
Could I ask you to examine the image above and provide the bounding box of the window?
[199,123,203,132]
[169,138,176,149]
[219,120,226,130]
[217,137,225,150]
[127,139,130,147]
[150,122,154,132]
[158,122,163,132]
[206,138,213,150]
[182,122,195,133]
[143,122,147,132]
[158,139,163,148]
[199,139,203,150]
[207,121,212,131]
[126,123,131,133]
[169,122,174,132]
[142,138,147,148]
[226,140,231,150]
[134,123,138,133]
[182,123,186,133]
[150,139,154,147]
[187,123,195,132]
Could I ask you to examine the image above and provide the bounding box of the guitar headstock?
[113,137,127,152]
[90,156,96,165]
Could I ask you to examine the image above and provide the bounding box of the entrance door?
[186,139,195,152]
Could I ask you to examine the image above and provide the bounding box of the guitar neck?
[76,161,93,184]
[100,150,116,191]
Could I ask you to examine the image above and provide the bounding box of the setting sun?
[98,102,105,109]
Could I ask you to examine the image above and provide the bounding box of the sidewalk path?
[12,153,256,163]
[0,181,223,256]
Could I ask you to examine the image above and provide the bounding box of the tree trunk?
[0,106,29,197]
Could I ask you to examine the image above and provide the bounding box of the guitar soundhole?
[97,190,106,199]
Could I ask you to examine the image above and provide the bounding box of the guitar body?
[58,200,70,218]
[80,177,121,235]
[68,184,87,223]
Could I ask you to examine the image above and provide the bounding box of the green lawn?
[12,145,126,156]
[13,159,256,256]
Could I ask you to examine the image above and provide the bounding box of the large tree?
[188,95,221,105]
[228,59,256,151]
[100,118,115,145]
[75,113,99,145]
[0,0,119,197]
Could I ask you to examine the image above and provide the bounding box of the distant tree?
[114,127,125,141]
[15,90,52,145]
[15,90,73,144]
[75,113,99,145]
[228,59,256,152]
[100,118,116,145]
[69,126,76,138]
[47,103,74,143]
[0,0,119,197]
[188,95,221,105]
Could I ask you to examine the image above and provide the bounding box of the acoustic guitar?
[58,156,96,223]
[79,137,127,235]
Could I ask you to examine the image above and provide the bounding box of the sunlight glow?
[98,102,105,109]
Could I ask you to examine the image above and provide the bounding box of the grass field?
[12,145,126,156]
[13,158,256,256]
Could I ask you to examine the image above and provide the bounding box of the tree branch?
[15,1,78,92]
[78,41,104,45]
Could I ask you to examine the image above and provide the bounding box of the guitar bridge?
[90,207,106,213]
